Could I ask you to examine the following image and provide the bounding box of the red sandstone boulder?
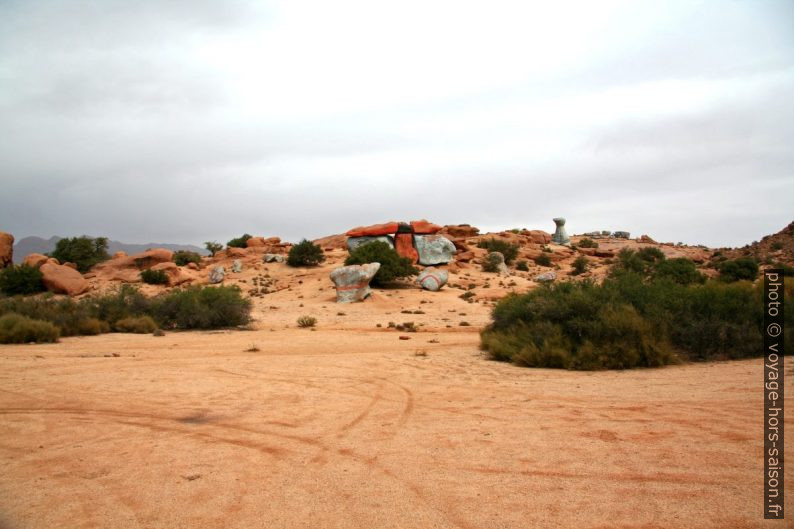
[346,222,399,237]
[227,247,248,258]
[440,225,480,239]
[246,237,266,248]
[525,230,552,245]
[0,231,13,268]
[410,219,442,234]
[23,253,49,269]
[40,263,89,296]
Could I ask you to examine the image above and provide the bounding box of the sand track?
[0,329,791,529]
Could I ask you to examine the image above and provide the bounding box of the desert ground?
[1,226,792,528]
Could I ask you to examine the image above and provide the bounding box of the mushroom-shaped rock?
[417,267,448,291]
[347,236,394,252]
[209,266,225,284]
[23,253,49,269]
[414,235,456,265]
[330,263,380,303]
[551,218,570,245]
[0,232,13,268]
[40,263,89,296]
[232,260,243,273]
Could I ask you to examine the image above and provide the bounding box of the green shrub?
[0,284,251,334]
[0,313,60,344]
[612,248,647,275]
[516,260,529,271]
[534,253,552,267]
[152,285,251,329]
[50,236,109,273]
[297,315,317,328]
[771,241,783,251]
[345,241,418,286]
[653,258,705,285]
[173,251,201,266]
[571,255,588,275]
[227,234,252,249]
[140,269,169,285]
[480,273,792,370]
[578,238,598,248]
[114,316,158,334]
[717,258,759,282]
[637,247,666,263]
[205,241,223,256]
[0,265,45,296]
[287,239,326,267]
[482,253,504,273]
[477,238,519,264]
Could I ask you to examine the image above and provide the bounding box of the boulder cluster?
[345,220,456,266]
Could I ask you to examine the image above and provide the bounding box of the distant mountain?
[12,236,208,263]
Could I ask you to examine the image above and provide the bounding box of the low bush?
[173,251,202,266]
[571,255,588,275]
[480,273,792,370]
[0,264,45,296]
[477,238,519,264]
[578,238,599,248]
[534,253,552,267]
[227,234,252,249]
[717,257,759,282]
[637,247,666,263]
[287,239,326,267]
[140,269,169,285]
[0,284,251,335]
[653,258,705,285]
[114,316,158,334]
[50,236,109,272]
[515,260,529,271]
[297,315,317,328]
[0,313,60,344]
[482,253,504,273]
[345,241,418,286]
[152,285,251,329]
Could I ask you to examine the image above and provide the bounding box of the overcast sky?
[1,0,792,248]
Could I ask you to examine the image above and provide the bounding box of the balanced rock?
[209,266,225,284]
[414,235,456,265]
[346,222,399,237]
[0,231,13,268]
[40,263,89,296]
[23,253,49,269]
[232,259,243,273]
[417,267,449,291]
[330,263,380,303]
[347,235,394,252]
[534,271,557,283]
[263,254,284,263]
[410,219,442,234]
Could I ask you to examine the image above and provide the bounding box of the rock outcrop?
[23,253,49,269]
[0,232,13,268]
[534,271,557,283]
[209,266,225,284]
[417,267,448,291]
[150,262,191,287]
[414,235,456,265]
[40,263,89,296]
[264,254,284,263]
[330,263,380,303]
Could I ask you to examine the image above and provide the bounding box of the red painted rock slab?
[394,233,419,264]
[410,220,442,234]
[345,222,399,237]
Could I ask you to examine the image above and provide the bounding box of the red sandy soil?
[1,328,791,529]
